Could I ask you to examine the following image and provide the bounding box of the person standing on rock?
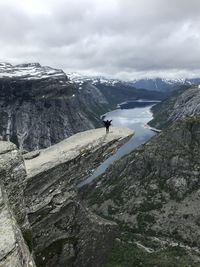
[103,119,112,133]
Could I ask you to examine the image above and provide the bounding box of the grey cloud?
[1,0,200,79]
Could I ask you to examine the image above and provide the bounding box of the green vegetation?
[35,237,77,267]
[137,213,155,233]
[149,85,191,129]
[10,133,19,148]
[0,111,8,133]
[23,228,33,252]
[139,200,163,212]
[97,83,165,107]
[103,240,200,267]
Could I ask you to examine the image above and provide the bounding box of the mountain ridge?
[2,62,200,93]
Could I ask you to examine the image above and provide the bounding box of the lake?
[78,101,157,187]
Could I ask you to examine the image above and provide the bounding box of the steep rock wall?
[0,142,29,235]
[149,85,200,129]
[24,127,133,266]
[0,63,110,151]
[0,142,35,267]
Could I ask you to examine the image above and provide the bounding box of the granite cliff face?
[0,186,36,267]
[0,142,29,235]
[0,127,133,267]
[81,117,200,266]
[24,127,133,267]
[0,142,36,267]
[0,63,110,151]
[149,85,200,129]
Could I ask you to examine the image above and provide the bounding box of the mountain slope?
[68,73,166,105]
[92,81,165,106]
[0,128,133,267]
[0,63,110,151]
[149,85,200,129]
[24,127,133,267]
[80,116,200,266]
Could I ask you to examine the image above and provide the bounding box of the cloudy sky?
[1,0,200,79]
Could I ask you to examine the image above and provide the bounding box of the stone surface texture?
[24,127,133,266]
[0,142,35,267]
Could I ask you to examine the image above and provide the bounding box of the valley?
[80,86,200,266]
[2,1,200,266]
[0,63,165,151]
[79,101,157,187]
[1,62,200,267]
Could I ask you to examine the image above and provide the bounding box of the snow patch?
[0,62,66,81]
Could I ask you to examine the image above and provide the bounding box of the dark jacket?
[103,120,112,127]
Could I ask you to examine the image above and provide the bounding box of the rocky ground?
[80,116,200,266]
[0,141,35,267]
[0,127,133,267]
[24,127,133,267]
[2,76,200,266]
[149,85,200,129]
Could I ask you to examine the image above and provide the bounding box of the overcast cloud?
[1,0,200,79]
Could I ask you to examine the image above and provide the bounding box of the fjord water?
[78,101,157,187]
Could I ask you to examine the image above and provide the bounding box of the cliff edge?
[24,127,133,266]
[0,127,133,267]
[25,127,133,178]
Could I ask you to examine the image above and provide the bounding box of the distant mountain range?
[1,63,199,92]
[129,77,200,92]
[68,72,200,92]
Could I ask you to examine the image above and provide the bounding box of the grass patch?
[103,240,200,267]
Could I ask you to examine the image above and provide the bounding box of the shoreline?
[144,123,162,133]
[145,104,162,133]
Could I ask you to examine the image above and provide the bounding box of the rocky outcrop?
[0,141,35,267]
[81,117,200,266]
[0,127,133,267]
[0,142,29,235]
[0,187,35,267]
[24,127,133,266]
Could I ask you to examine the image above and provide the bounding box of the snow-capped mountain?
[129,77,200,92]
[1,63,199,92]
[67,72,121,86]
[67,72,165,104]
[0,63,110,151]
[0,62,67,81]
[68,73,200,92]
